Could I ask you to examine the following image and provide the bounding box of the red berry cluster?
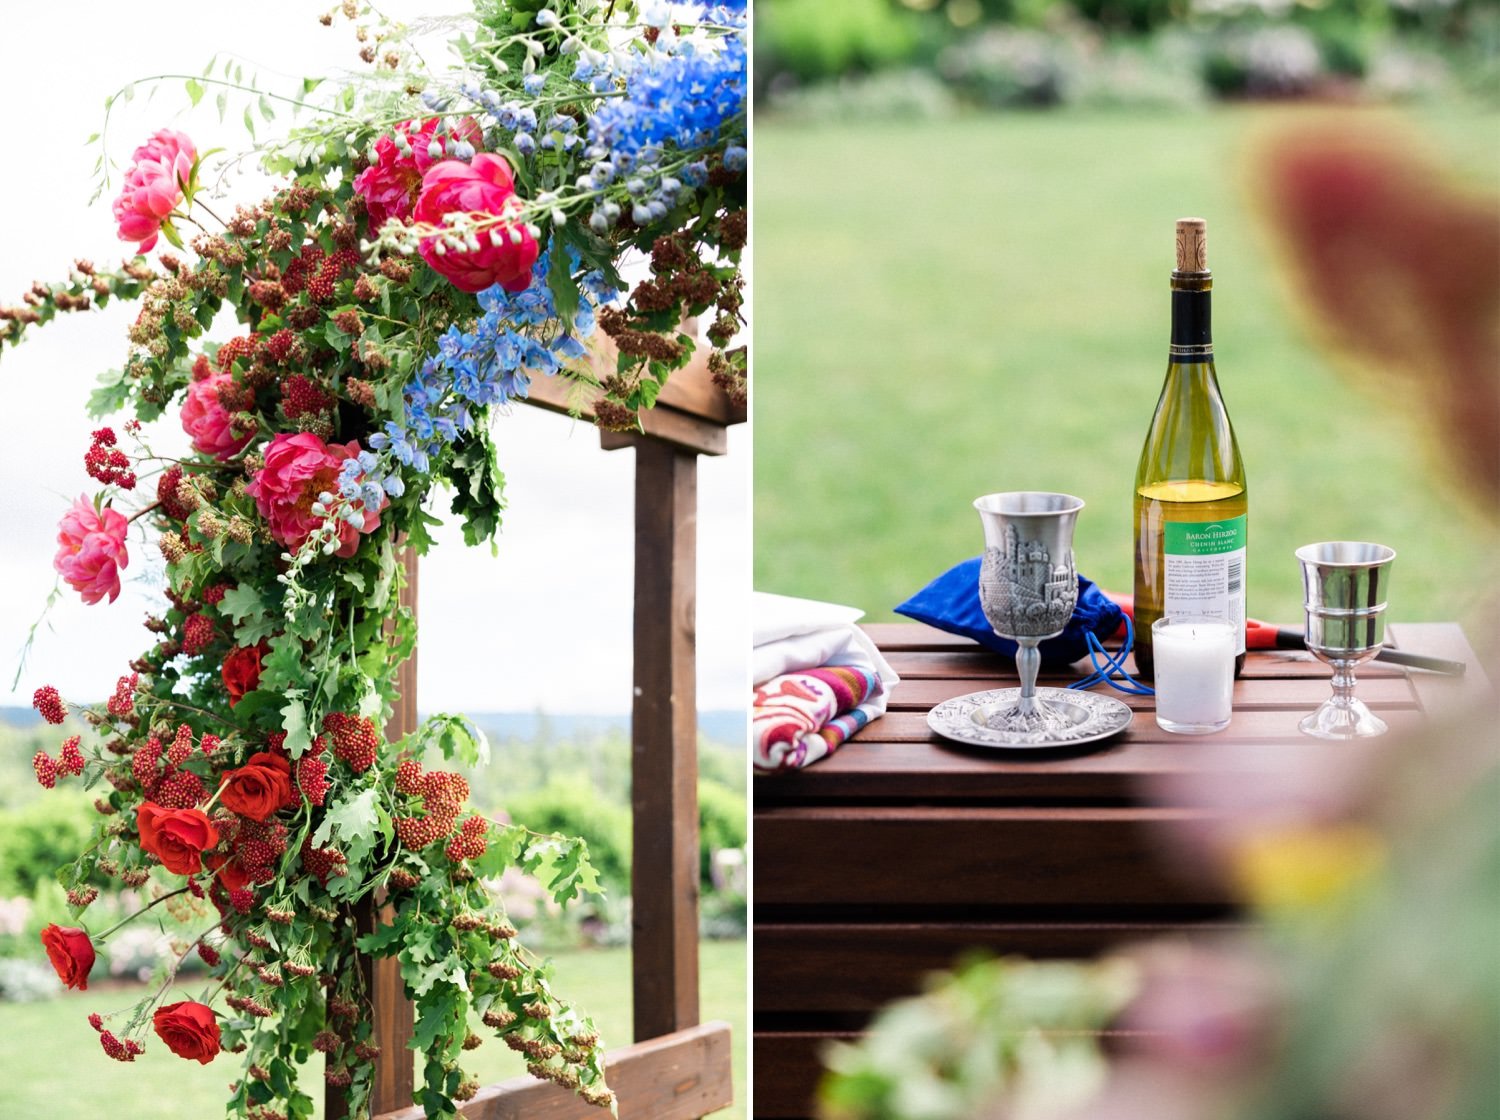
[33,685,66,724]
[264,328,300,365]
[200,733,222,756]
[106,673,138,717]
[227,888,256,915]
[216,333,260,373]
[281,374,333,419]
[167,724,196,768]
[300,836,348,885]
[157,465,195,521]
[99,1030,143,1063]
[308,249,360,304]
[190,354,212,381]
[201,583,230,606]
[395,759,423,795]
[297,738,331,805]
[280,243,324,296]
[34,735,86,788]
[232,818,290,885]
[265,731,287,754]
[444,815,489,862]
[67,886,99,907]
[182,613,216,656]
[157,768,207,809]
[394,768,471,851]
[323,712,379,773]
[84,427,137,489]
[131,737,165,796]
[197,940,221,967]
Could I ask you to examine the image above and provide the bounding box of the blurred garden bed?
[756,0,1498,117]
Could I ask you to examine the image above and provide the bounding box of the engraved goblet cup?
[974,492,1084,733]
[1296,541,1396,739]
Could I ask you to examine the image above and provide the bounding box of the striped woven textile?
[753,664,883,773]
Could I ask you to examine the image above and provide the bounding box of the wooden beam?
[524,373,728,456]
[372,1021,734,1120]
[629,440,702,1041]
[331,549,419,1118]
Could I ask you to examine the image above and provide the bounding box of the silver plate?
[926,687,1134,750]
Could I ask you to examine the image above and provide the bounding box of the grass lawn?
[752,104,1500,632]
[0,938,746,1119]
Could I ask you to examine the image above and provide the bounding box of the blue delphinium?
[367,252,619,487]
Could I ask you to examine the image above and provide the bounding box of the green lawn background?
[0,939,744,1118]
[752,105,1500,633]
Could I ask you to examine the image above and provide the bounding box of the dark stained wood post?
[628,439,702,1041]
[330,548,419,1118]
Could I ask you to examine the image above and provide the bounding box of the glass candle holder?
[1151,617,1235,735]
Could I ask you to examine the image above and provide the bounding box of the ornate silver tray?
[926,686,1133,750]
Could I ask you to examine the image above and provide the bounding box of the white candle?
[1152,617,1235,734]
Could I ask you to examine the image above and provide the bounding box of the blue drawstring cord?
[1068,614,1155,696]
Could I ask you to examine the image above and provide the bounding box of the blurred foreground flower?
[817,956,1138,1120]
[1251,117,1500,509]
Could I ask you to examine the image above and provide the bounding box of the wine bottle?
[1133,218,1248,679]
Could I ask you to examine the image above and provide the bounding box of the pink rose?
[112,129,196,253]
[244,433,385,558]
[180,372,253,461]
[54,496,130,605]
[414,153,539,294]
[355,118,483,233]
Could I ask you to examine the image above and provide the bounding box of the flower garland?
[2,2,746,1118]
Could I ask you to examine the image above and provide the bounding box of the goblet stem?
[1329,661,1358,712]
[1015,639,1041,716]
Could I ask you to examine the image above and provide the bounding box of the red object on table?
[1104,591,1293,649]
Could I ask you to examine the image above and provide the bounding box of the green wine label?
[1163,514,1247,653]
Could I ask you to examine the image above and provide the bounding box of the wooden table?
[752,621,1488,1119]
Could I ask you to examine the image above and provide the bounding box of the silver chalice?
[1296,541,1397,739]
[974,491,1084,734]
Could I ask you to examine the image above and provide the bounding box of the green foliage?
[504,779,632,895]
[0,796,99,897]
[758,0,928,82]
[698,779,748,883]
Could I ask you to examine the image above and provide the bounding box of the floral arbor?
[364,352,742,1120]
[6,2,746,1118]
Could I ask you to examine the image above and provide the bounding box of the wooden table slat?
[884,674,1418,711]
[754,921,1244,1013]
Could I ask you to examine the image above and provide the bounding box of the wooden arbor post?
[361,352,743,1120]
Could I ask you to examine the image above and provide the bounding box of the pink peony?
[414,153,539,294]
[181,372,253,461]
[54,496,130,605]
[354,117,483,233]
[112,129,197,253]
[245,433,385,558]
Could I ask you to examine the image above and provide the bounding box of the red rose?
[40,924,96,990]
[205,851,251,893]
[217,751,294,822]
[414,153,539,294]
[221,642,267,706]
[152,1000,221,1064]
[137,803,219,876]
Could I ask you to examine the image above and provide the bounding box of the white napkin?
[753,592,899,694]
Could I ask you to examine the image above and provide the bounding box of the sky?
[0,1,750,717]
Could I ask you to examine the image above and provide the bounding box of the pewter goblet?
[1296,541,1396,739]
[974,491,1083,733]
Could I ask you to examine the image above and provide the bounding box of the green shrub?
[0,796,98,898]
[759,0,926,83]
[503,778,633,896]
[698,779,747,884]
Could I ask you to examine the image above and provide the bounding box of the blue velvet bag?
[895,559,1124,667]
